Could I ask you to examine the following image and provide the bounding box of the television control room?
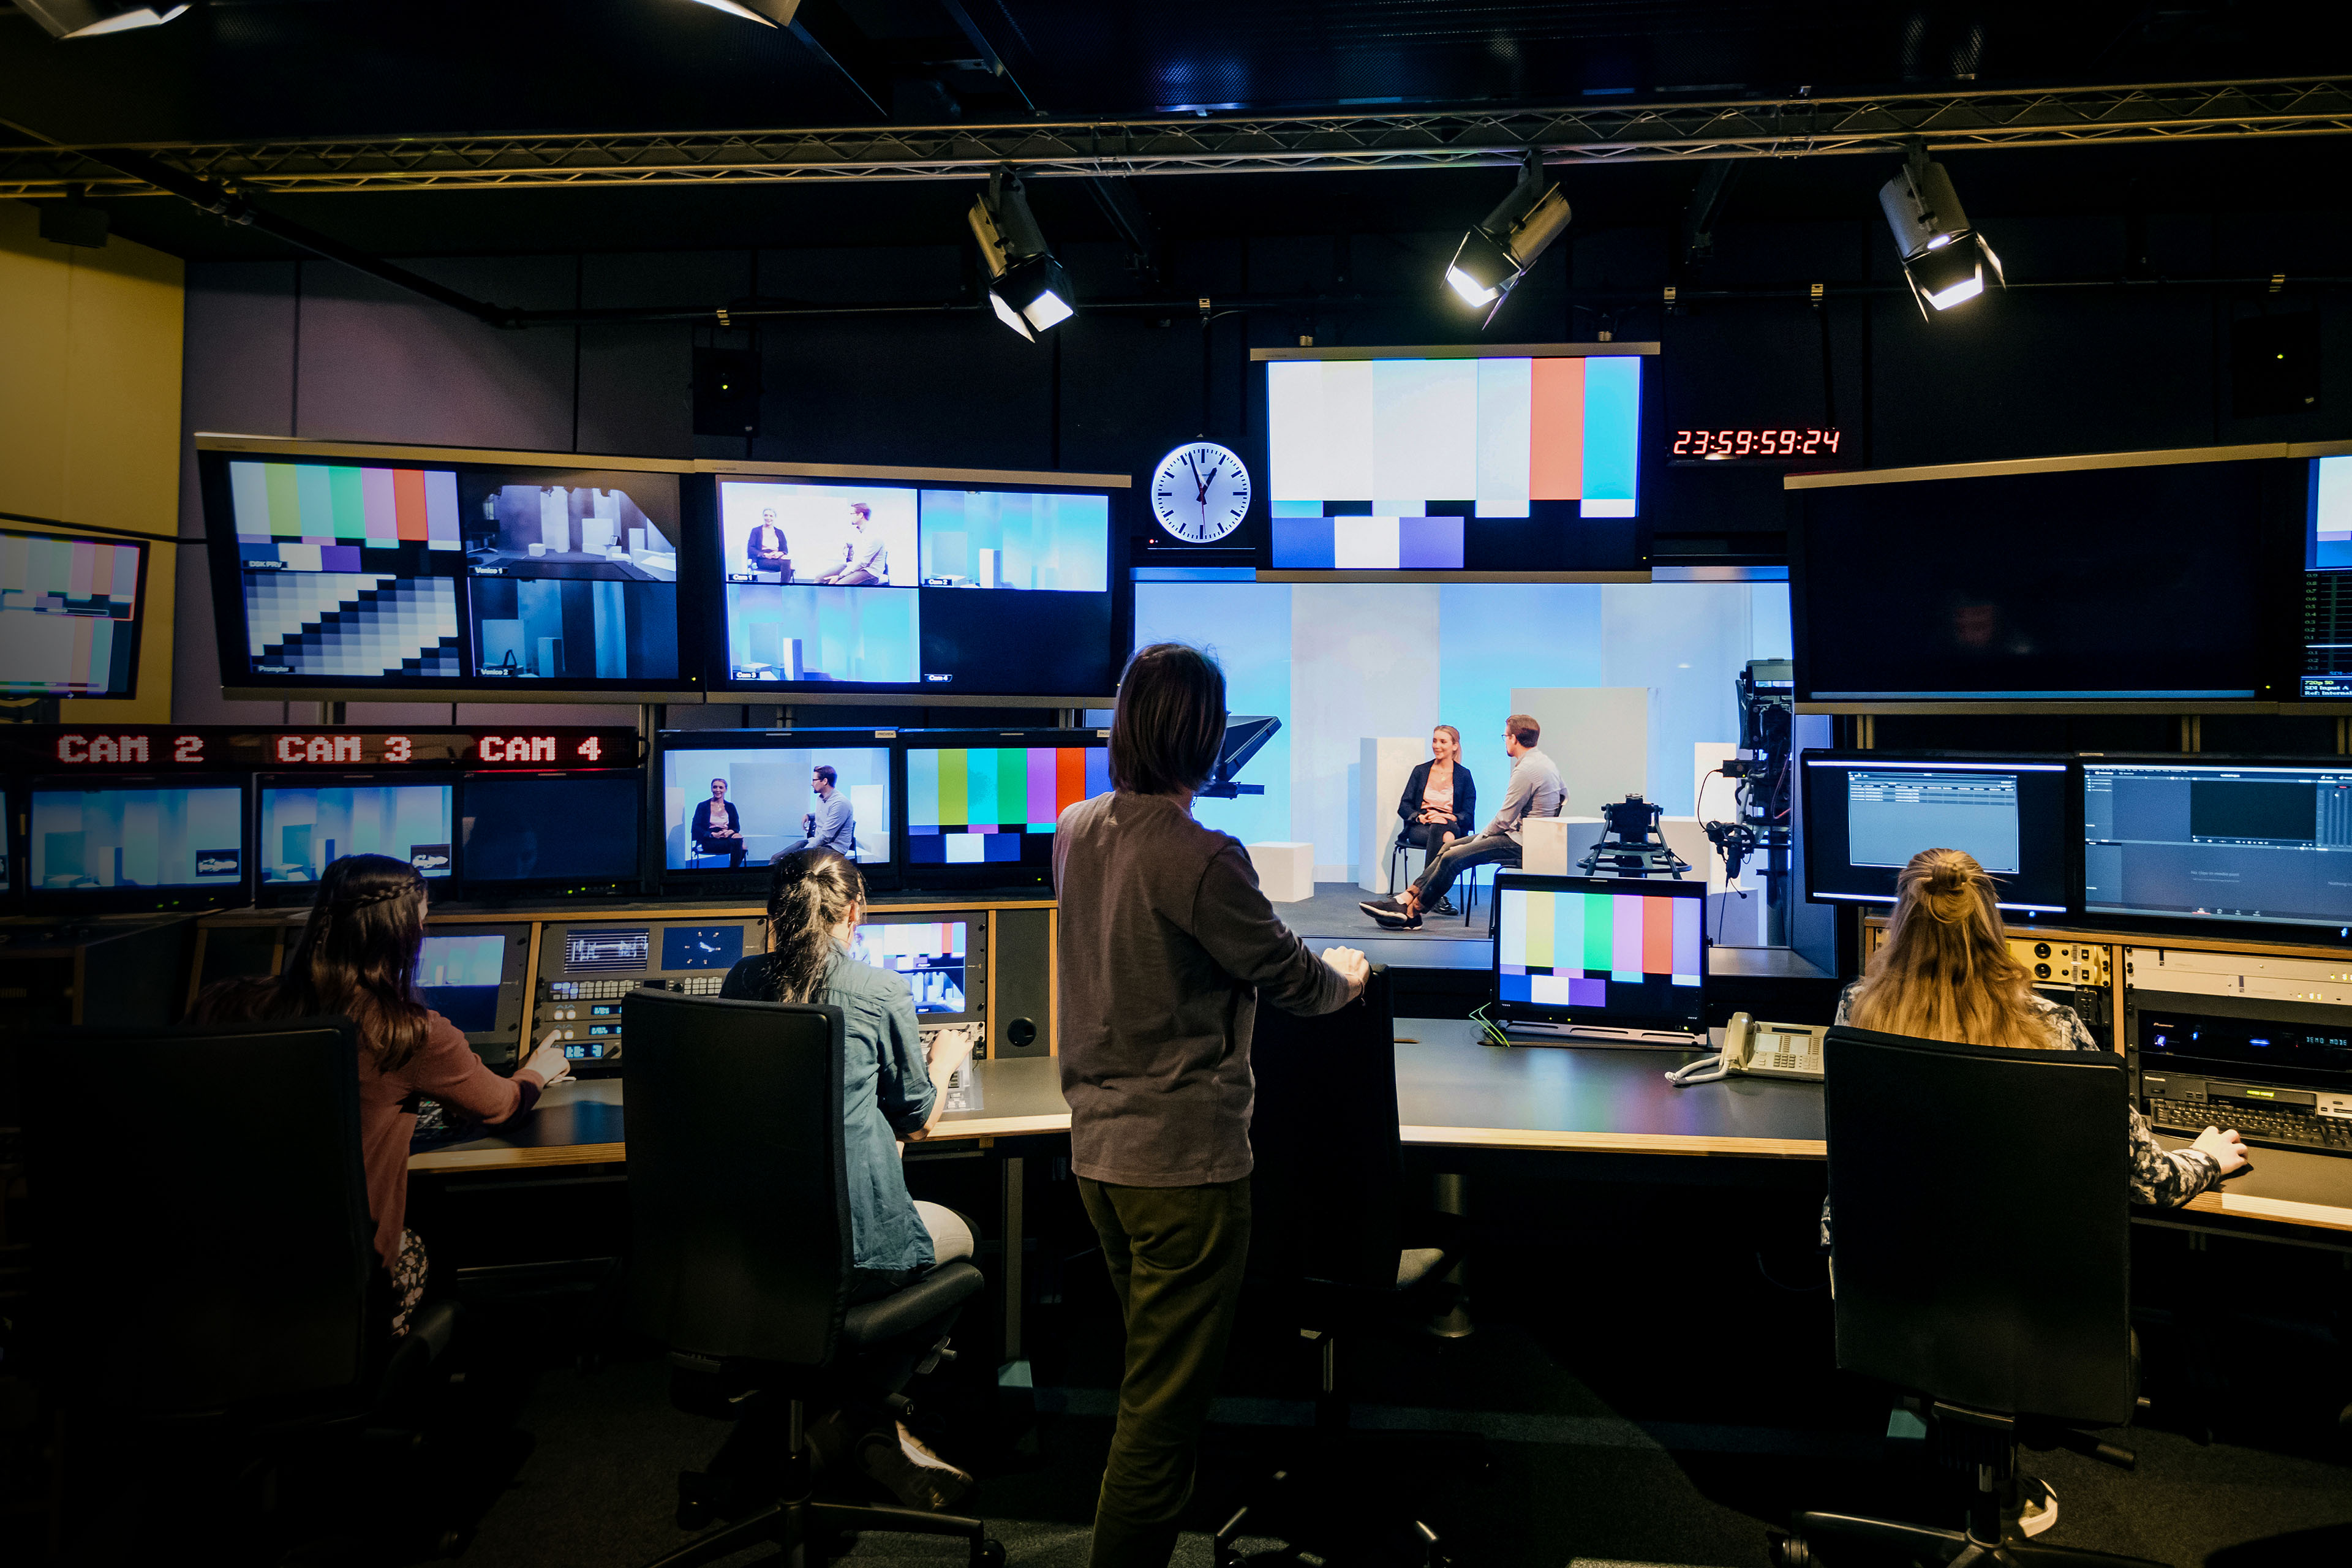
[3,7,2351,1567]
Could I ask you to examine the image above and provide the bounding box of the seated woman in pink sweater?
[196,853,568,1335]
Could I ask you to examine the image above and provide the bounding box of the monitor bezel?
[652,727,904,896]
[23,772,254,913]
[897,727,1111,893]
[696,467,1131,704]
[1,524,149,701]
[1797,749,2079,919]
[198,441,705,703]
[2076,751,2352,944]
[1487,870,1711,1037]
[454,769,649,900]
[252,771,459,906]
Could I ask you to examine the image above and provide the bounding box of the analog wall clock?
[1150,441,1252,544]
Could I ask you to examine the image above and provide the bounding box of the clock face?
[1150,442,1252,544]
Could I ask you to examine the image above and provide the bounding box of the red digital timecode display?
[12,727,636,772]
[1671,428,1844,459]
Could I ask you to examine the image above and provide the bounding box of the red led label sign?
[8,727,638,773]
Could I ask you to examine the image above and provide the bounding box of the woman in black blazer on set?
[1394,725,1476,899]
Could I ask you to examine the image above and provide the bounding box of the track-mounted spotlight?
[17,0,190,38]
[1444,152,1572,326]
[1879,146,2003,317]
[968,170,1074,341]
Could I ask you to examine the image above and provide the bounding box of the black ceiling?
[3,1,2349,268]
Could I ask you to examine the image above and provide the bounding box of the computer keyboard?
[2146,1096,2352,1153]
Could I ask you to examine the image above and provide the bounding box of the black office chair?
[23,1017,464,1558]
[621,990,1002,1568]
[1773,1024,2166,1568]
[1214,966,1472,1568]
[1387,828,1491,928]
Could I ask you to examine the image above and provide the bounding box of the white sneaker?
[2014,1477,2058,1538]
[859,1420,973,1511]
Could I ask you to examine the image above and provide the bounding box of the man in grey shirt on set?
[782,764,856,857]
[1362,712,1564,929]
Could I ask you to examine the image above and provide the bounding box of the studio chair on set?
[24,1017,464,1559]
[1214,965,1473,1568]
[1773,1025,2165,1568]
[622,990,1002,1568]
[1383,831,1489,929]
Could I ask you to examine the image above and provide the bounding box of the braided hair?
[763,848,867,1003]
[1845,847,2047,1051]
[194,853,436,1071]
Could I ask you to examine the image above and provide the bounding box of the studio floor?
[394,1209,2350,1568]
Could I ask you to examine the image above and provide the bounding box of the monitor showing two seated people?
[660,739,892,873]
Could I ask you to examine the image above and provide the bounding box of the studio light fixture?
[968,170,1075,341]
[17,0,190,38]
[1879,145,2003,317]
[1444,151,1572,326]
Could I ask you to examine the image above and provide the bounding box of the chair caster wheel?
[975,1539,1005,1566]
[676,1499,711,1531]
[435,1527,467,1559]
[1768,1531,1809,1567]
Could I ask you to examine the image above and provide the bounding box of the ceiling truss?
[3,78,2348,199]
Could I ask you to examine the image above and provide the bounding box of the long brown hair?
[763,848,867,1003]
[193,853,436,1072]
[1845,847,2050,1050]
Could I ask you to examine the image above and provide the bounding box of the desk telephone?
[1665,1013,1830,1086]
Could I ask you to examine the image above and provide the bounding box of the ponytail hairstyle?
[763,847,867,1003]
[1845,847,2050,1050]
[193,853,435,1072]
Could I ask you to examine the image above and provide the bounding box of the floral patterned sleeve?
[2039,998,2222,1208]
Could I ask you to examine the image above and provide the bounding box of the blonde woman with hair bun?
[1839,847,2247,1204]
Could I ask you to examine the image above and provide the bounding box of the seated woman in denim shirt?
[720,847,978,1509]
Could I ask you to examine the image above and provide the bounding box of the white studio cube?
[1248,841,1317,903]
[1521,815,1605,876]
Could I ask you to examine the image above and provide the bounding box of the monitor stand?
[1504,1021,1707,1050]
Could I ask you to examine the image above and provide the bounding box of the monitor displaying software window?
[2082,761,2352,932]
[1491,873,1706,1037]
[1801,755,2071,914]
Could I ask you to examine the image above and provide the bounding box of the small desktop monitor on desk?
[900,729,1110,891]
[655,730,895,892]
[853,917,980,1020]
[415,923,530,1065]
[1800,752,2073,917]
[1491,872,1708,1044]
[26,776,249,911]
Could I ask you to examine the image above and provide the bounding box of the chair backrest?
[622,990,854,1367]
[1823,1022,2133,1427]
[28,1017,378,1417]
[1244,965,1402,1291]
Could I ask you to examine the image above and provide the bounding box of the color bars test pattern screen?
[1498,884,1703,1008]
[905,745,1112,865]
[230,459,466,680]
[1,530,145,697]
[1267,355,1642,570]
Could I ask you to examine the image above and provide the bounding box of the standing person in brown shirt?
[1055,642,1370,1568]
[195,853,568,1336]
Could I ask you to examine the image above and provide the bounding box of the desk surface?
[406,1020,2352,1240]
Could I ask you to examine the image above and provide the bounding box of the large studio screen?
[1,528,145,698]
[1265,352,1643,570]
[714,477,1115,696]
[660,741,892,871]
[904,742,1111,867]
[214,455,684,692]
[1495,878,1704,1034]
[258,780,454,883]
[459,773,644,886]
[29,783,244,891]
[2083,761,2352,932]
[1801,756,2071,914]
[851,920,968,1014]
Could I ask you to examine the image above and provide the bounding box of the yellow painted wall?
[0,200,184,722]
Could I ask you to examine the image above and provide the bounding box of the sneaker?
[2013,1477,2057,1539]
[859,1421,973,1511]
[1430,897,1458,918]
[1359,895,1405,917]
[1365,903,1423,930]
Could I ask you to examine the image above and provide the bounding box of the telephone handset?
[1665,1012,1831,1086]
